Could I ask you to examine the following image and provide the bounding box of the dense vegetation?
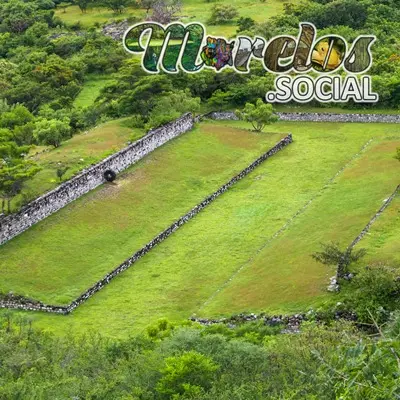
[2,269,400,400]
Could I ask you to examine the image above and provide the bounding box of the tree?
[74,0,92,13]
[0,128,39,213]
[312,242,366,278]
[208,89,231,111]
[101,0,132,14]
[0,0,38,33]
[146,89,200,129]
[0,160,40,213]
[58,2,70,13]
[208,5,239,25]
[56,165,69,182]
[141,0,156,14]
[235,99,278,132]
[156,351,219,397]
[236,17,255,33]
[34,118,71,148]
[150,0,182,24]
[300,0,368,30]
[0,104,34,131]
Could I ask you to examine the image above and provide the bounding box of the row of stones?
[0,113,194,246]
[0,134,293,314]
[206,111,400,124]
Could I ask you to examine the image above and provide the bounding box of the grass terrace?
[2,120,399,336]
[0,122,284,305]
[352,195,400,269]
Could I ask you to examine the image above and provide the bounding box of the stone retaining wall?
[0,113,194,246]
[206,111,400,124]
[348,185,400,251]
[0,134,293,314]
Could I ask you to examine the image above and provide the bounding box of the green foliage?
[101,0,133,14]
[74,0,92,13]
[0,0,38,33]
[312,242,367,277]
[4,312,400,399]
[301,0,369,30]
[0,159,40,213]
[317,312,400,399]
[208,5,239,25]
[344,265,400,324]
[145,89,200,129]
[147,318,176,340]
[157,351,219,397]
[208,89,231,111]
[236,16,255,33]
[34,118,72,148]
[235,99,278,132]
[56,164,69,181]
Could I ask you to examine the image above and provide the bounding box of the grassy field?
[352,195,400,268]
[2,120,399,337]
[56,0,288,37]
[55,5,146,28]
[0,123,284,304]
[12,119,144,210]
[73,74,117,108]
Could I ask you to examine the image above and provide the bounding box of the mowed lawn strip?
[0,123,284,304]
[27,121,400,337]
[352,195,400,268]
[202,137,400,316]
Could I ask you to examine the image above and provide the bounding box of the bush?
[156,351,219,397]
[208,5,239,25]
[344,264,400,324]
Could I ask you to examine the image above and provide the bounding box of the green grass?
[201,131,400,317]
[73,74,117,108]
[0,123,284,305]
[56,1,288,37]
[14,119,145,210]
[178,0,289,37]
[3,120,399,337]
[352,195,400,268]
[55,5,146,28]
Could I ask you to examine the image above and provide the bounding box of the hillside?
[0,1,400,398]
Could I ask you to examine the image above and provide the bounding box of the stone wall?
[0,134,293,314]
[0,113,194,246]
[348,184,400,251]
[206,111,400,124]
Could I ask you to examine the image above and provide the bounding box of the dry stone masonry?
[0,134,293,314]
[2,109,397,314]
[207,111,400,124]
[0,113,194,246]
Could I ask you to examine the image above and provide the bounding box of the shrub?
[345,264,400,324]
[208,5,239,25]
[156,350,219,397]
